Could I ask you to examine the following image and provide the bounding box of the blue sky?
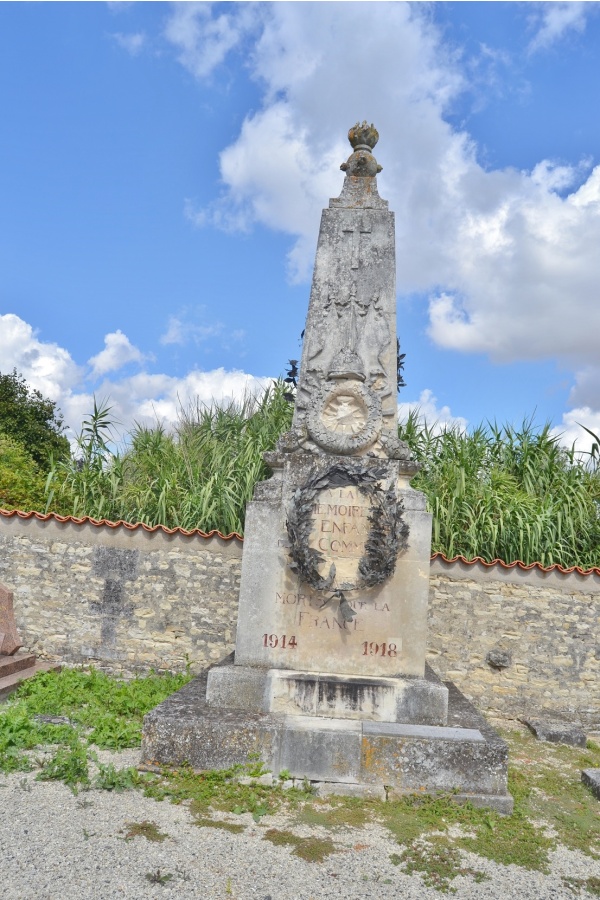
[2,1,600,448]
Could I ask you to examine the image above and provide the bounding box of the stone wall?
[0,511,242,675]
[1,510,600,725]
[429,557,600,727]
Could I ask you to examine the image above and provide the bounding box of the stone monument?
[142,124,512,813]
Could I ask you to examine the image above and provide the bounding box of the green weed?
[14,666,191,750]
[142,760,313,820]
[0,666,191,782]
[145,869,173,885]
[36,742,90,792]
[91,759,142,792]
[563,876,600,896]
[194,817,245,833]
[391,838,488,893]
[124,820,168,842]
[263,828,337,863]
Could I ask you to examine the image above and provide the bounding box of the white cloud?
[112,31,146,56]
[398,389,467,434]
[0,313,81,402]
[163,1,259,80]
[164,3,600,376]
[552,407,600,456]
[88,330,148,378]
[159,314,223,347]
[0,313,269,448]
[528,2,589,54]
[88,368,270,444]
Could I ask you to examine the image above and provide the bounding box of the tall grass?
[45,390,600,567]
[46,384,293,534]
[399,413,600,568]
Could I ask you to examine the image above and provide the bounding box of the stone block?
[582,769,600,799]
[206,663,269,712]
[278,716,362,783]
[141,674,282,772]
[486,649,512,669]
[234,467,432,680]
[522,718,587,747]
[206,662,448,725]
[0,583,22,655]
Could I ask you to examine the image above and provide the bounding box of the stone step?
[0,652,37,678]
[0,661,61,701]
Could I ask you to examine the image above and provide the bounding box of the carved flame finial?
[340,121,383,178]
[348,121,379,152]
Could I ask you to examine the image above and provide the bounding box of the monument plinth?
[142,124,512,813]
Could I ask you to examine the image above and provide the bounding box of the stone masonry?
[0,512,241,675]
[1,510,600,726]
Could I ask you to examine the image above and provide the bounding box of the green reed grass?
[399,412,600,568]
[45,390,600,567]
[45,383,293,535]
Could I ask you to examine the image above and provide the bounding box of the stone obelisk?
[208,121,447,721]
[142,124,512,813]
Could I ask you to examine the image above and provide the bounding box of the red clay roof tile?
[1,508,598,575]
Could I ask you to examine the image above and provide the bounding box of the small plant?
[37,742,90,793]
[278,769,291,781]
[145,869,173,886]
[194,816,244,833]
[91,758,141,792]
[391,839,488,892]
[124,820,168,842]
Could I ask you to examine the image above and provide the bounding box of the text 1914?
[262,634,298,649]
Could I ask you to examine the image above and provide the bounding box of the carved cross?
[343,219,371,269]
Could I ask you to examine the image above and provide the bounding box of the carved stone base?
[141,669,513,815]
[206,660,448,726]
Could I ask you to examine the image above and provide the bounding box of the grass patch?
[142,761,314,822]
[194,816,245,833]
[294,797,374,830]
[124,820,168,842]
[36,742,90,792]
[563,876,600,896]
[11,666,191,750]
[502,728,600,859]
[263,828,337,863]
[391,838,488,893]
[0,666,190,783]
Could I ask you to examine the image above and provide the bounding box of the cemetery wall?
[0,510,242,676]
[2,509,600,724]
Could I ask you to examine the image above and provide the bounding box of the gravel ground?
[1,748,599,900]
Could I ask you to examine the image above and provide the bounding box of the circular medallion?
[307,382,381,454]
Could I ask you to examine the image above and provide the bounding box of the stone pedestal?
[234,454,433,680]
[206,663,448,725]
[141,668,513,814]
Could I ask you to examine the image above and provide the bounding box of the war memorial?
[141,124,513,814]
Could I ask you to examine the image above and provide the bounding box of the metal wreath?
[286,461,409,595]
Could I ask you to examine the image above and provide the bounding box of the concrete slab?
[522,718,587,747]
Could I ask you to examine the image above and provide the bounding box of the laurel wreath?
[286,462,409,603]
